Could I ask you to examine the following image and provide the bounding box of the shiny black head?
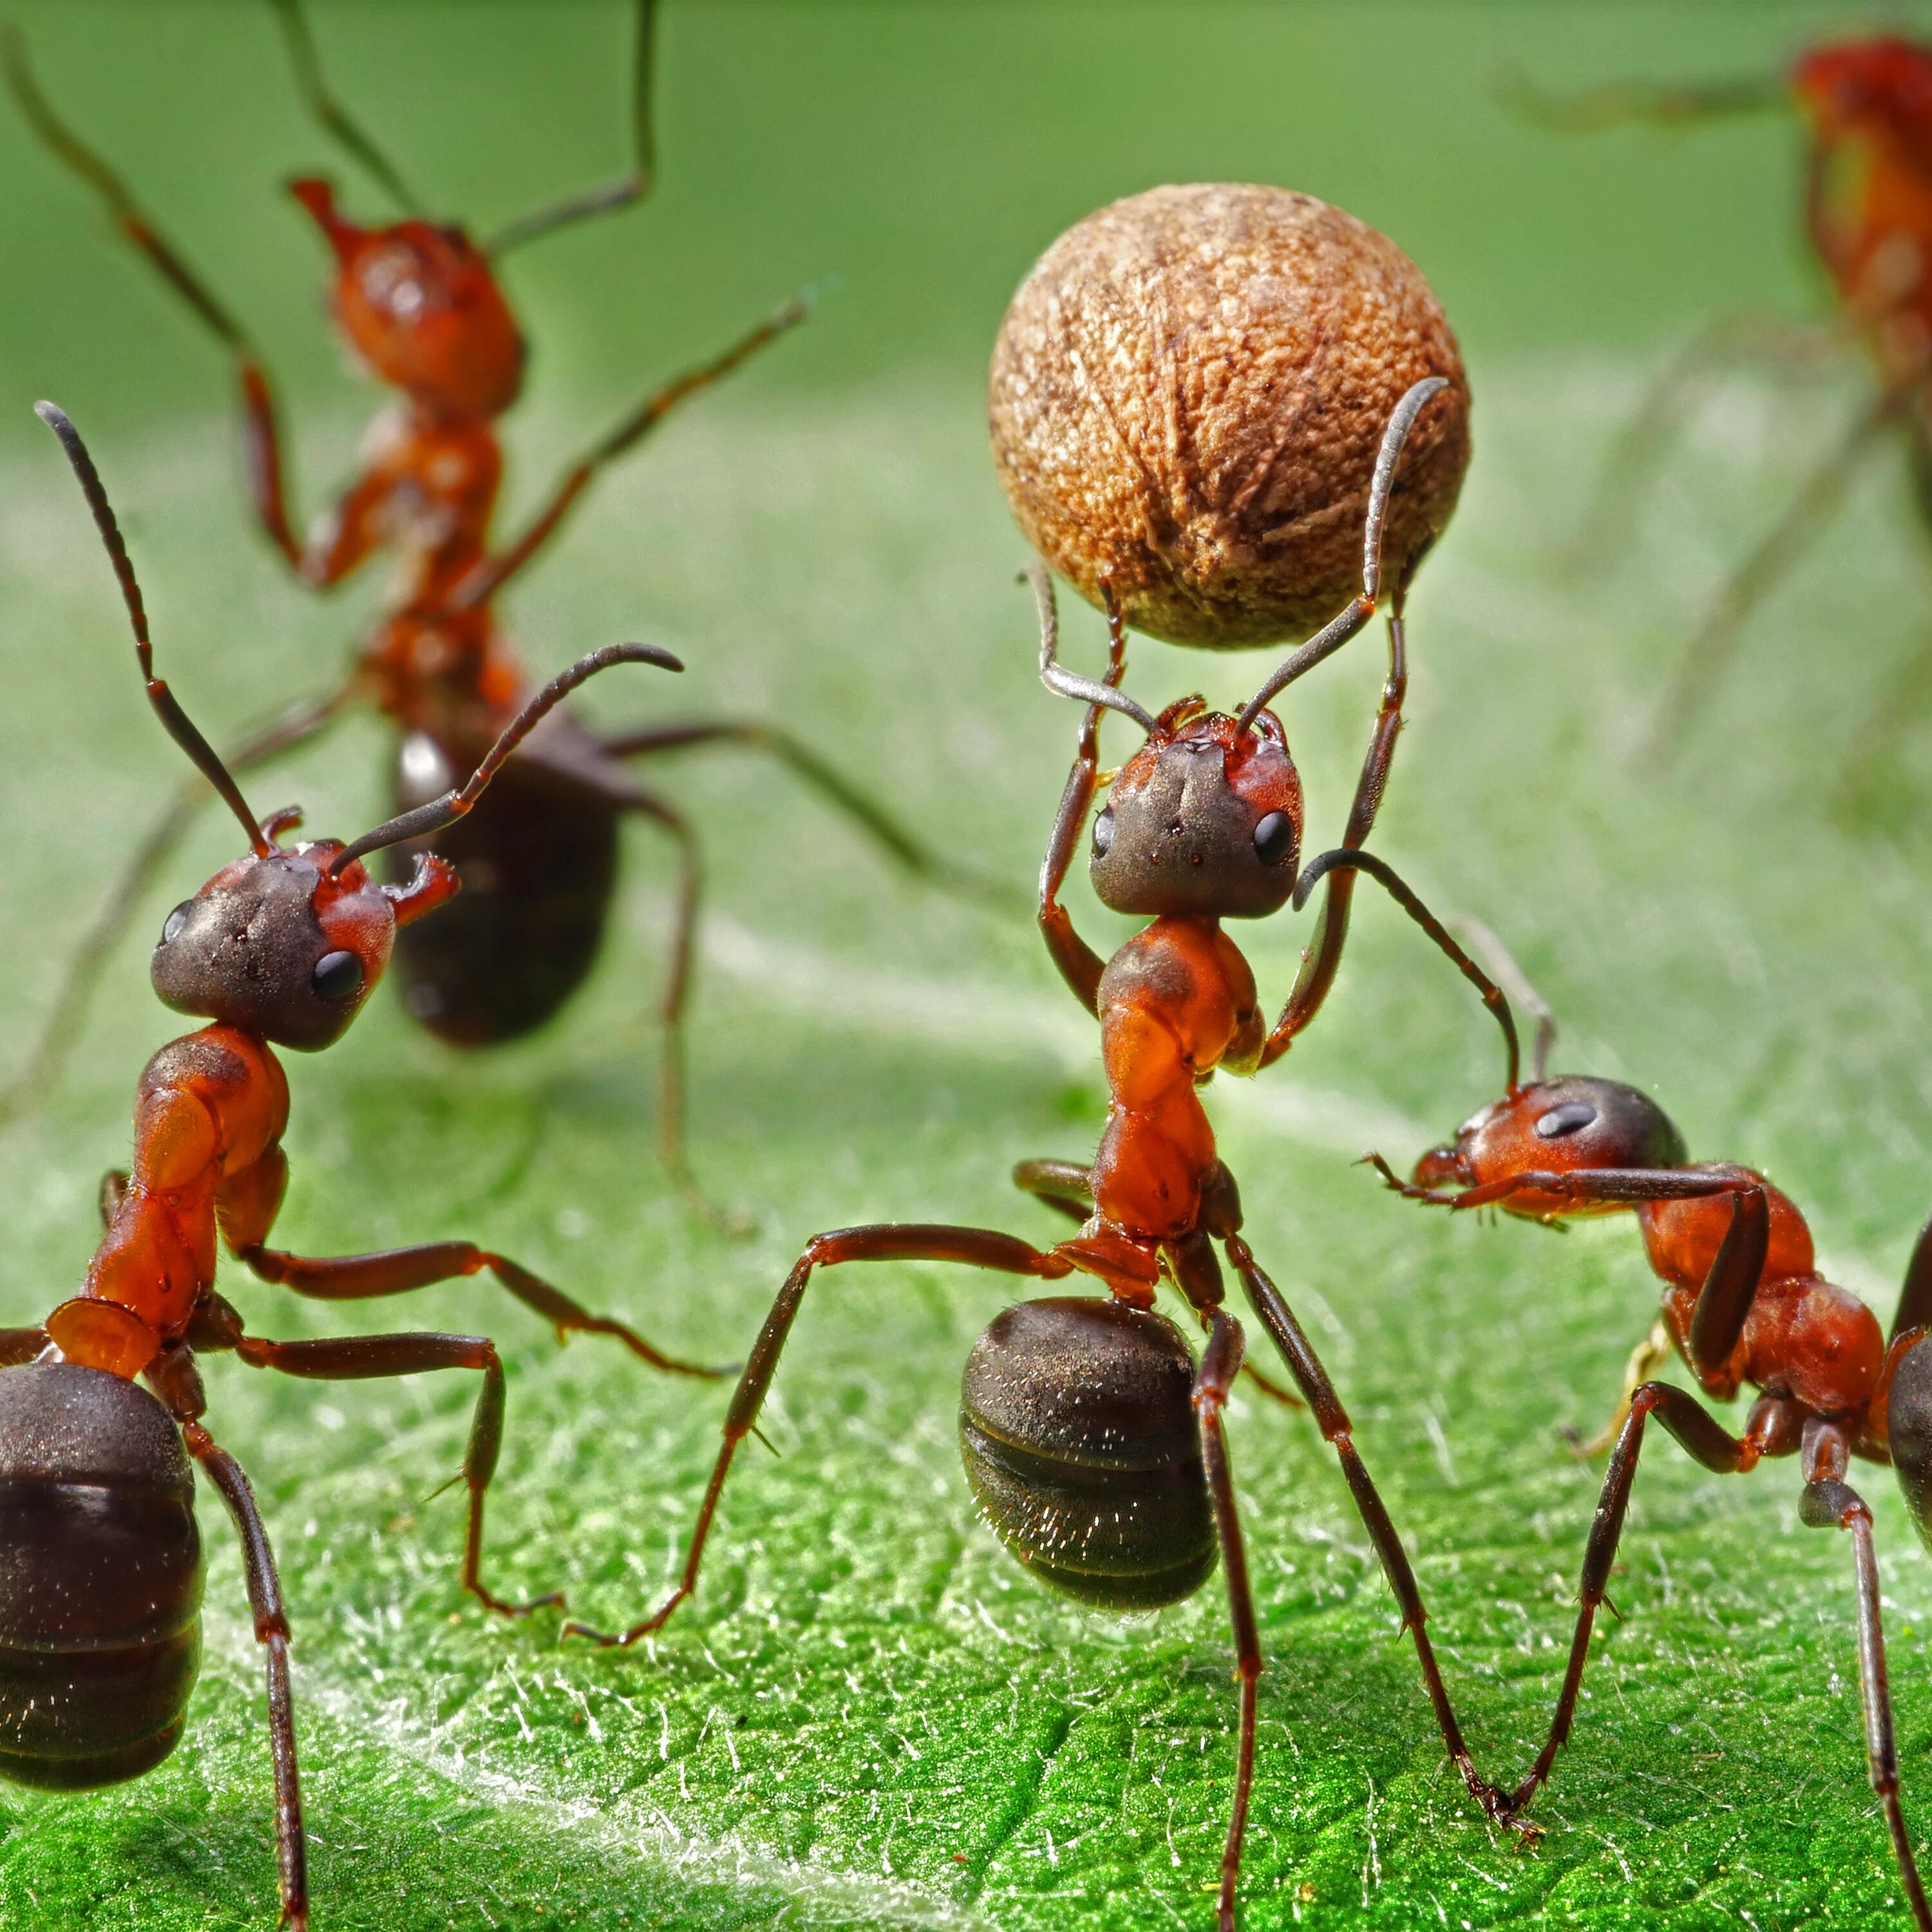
[959,1296,1215,1610]
[151,835,453,1052]
[0,1364,202,1790]
[1090,703,1305,920]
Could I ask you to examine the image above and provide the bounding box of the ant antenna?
[1451,915,1557,1084]
[487,0,658,257]
[1493,64,1785,133]
[1236,375,1448,734]
[332,640,685,870]
[1292,846,1522,1094]
[267,0,426,217]
[36,402,271,859]
[1028,563,1160,734]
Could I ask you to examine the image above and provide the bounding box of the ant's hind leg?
[231,1328,562,1620]
[1799,1444,1932,1932]
[564,1224,1074,1647]
[1222,1230,1505,1820]
[178,1423,308,1929]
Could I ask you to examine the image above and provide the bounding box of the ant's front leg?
[1220,1227,1508,1823]
[235,1236,728,1379]
[564,1224,1074,1646]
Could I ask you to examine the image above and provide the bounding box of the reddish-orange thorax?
[1087,916,1260,1246]
[63,1027,291,1375]
[1792,39,1932,380]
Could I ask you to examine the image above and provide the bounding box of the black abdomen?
[388,732,620,1045]
[960,1298,1217,1611]
[0,1365,202,1790]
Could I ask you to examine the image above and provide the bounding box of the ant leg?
[1503,1383,1796,1816]
[0,684,350,1128]
[1259,609,1409,1068]
[99,1170,129,1226]
[236,1236,728,1378]
[563,1224,1074,1645]
[1799,1424,1932,1932]
[453,298,808,611]
[265,0,424,214]
[1562,1318,1670,1458]
[1563,313,1848,578]
[1012,1157,1094,1224]
[1683,1184,1770,1381]
[232,1328,561,1618]
[486,0,656,255]
[1222,1232,1504,1818]
[178,1422,307,1931]
[1195,1311,1262,1932]
[0,1329,48,1365]
[2,28,302,565]
[1645,391,1898,762]
[596,719,1016,911]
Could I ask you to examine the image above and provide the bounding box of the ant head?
[290,178,526,420]
[1790,37,1932,143]
[1089,701,1303,920]
[151,815,455,1052]
[1418,1075,1687,1215]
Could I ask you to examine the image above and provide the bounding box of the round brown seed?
[989,184,1470,649]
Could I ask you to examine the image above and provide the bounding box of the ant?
[1508,37,1932,770]
[1368,925,1932,1928]
[556,380,1523,1929]
[0,401,732,1931]
[3,1,978,1217]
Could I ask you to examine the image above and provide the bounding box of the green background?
[3,3,1932,1927]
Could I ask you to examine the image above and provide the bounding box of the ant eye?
[1092,807,1116,858]
[1535,1101,1598,1140]
[1253,812,1294,866]
[312,950,365,1002]
[160,902,194,946]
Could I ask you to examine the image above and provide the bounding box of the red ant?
[1510,37,1932,768]
[1368,925,1932,1928]
[0,402,730,1931]
[1,1,976,1217]
[554,381,1525,1929]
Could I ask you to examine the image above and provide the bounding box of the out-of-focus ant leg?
[1646,389,1902,762]
[0,1329,48,1366]
[1799,1417,1932,1931]
[1,28,303,566]
[0,682,354,1130]
[564,1225,1074,1645]
[1504,1383,1800,1816]
[1562,1317,1671,1457]
[1223,1231,1506,1821]
[597,719,1017,911]
[235,1236,727,1379]
[453,298,809,612]
[1566,312,1850,578]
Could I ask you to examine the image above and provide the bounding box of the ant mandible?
[557,380,1522,1929]
[1,402,729,1931]
[1367,928,1932,1928]
[1510,38,1932,769]
[2,1,978,1217]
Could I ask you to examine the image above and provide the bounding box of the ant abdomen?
[1889,1331,1932,1551]
[959,1297,1216,1611]
[0,1365,202,1790]
[387,731,619,1043]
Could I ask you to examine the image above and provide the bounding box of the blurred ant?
[0,402,729,1931]
[1509,37,1932,770]
[3,1,976,1217]
[1370,925,1932,1927]
[558,381,1524,1928]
